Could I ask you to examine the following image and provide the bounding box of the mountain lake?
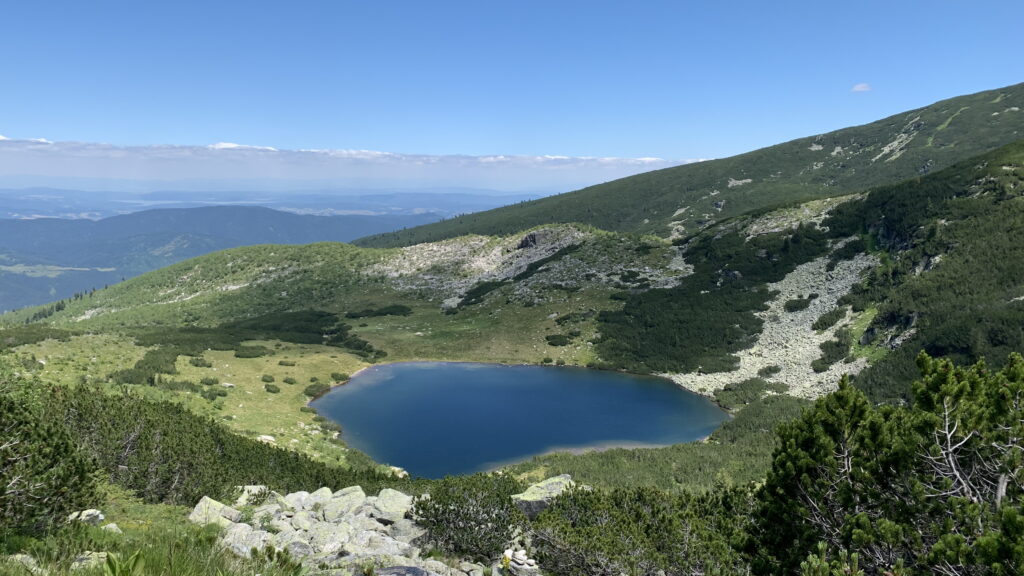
[311,361,729,478]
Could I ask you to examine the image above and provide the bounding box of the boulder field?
[189,476,573,576]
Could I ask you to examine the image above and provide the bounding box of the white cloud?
[851,83,872,92]
[207,142,278,151]
[0,137,697,192]
[0,134,7,140]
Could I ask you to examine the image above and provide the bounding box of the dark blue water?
[311,362,728,478]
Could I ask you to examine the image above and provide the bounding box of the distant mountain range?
[0,205,444,311]
[0,188,543,220]
[357,82,1024,247]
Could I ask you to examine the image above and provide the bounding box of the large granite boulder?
[511,475,575,519]
[189,496,242,527]
[308,521,354,555]
[371,488,414,524]
[221,523,271,558]
[343,530,416,558]
[323,485,366,521]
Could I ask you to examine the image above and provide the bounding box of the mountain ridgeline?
[0,205,440,311]
[357,82,1024,248]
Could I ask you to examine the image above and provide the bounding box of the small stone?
[70,551,107,571]
[67,509,105,526]
[101,523,122,534]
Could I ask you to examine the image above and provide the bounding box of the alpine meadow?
[3,15,1024,576]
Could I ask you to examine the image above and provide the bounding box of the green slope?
[357,82,1024,248]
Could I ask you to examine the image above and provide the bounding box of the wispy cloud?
[0,137,699,192]
[851,83,872,93]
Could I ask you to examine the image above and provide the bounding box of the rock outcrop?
[511,474,575,519]
[189,487,459,575]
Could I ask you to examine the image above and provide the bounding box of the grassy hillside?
[357,82,1024,247]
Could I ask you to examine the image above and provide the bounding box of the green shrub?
[533,486,751,576]
[811,307,847,331]
[200,377,219,386]
[303,382,331,398]
[0,363,97,535]
[413,474,526,562]
[264,384,280,394]
[811,328,853,372]
[757,365,782,377]
[189,356,213,368]
[278,360,296,367]
[545,334,571,346]
[783,294,817,312]
[200,388,228,401]
[714,378,786,411]
[345,304,413,318]
[330,372,349,382]
[542,357,553,364]
[261,374,275,383]
[283,377,297,385]
[235,346,271,358]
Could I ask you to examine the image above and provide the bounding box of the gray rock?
[343,530,416,558]
[253,503,280,521]
[308,521,354,555]
[420,559,452,575]
[101,523,122,534]
[371,488,414,524]
[460,561,486,576]
[323,486,366,521]
[189,496,242,527]
[377,565,446,576]
[291,510,317,531]
[271,530,314,559]
[284,490,311,511]
[348,512,390,533]
[511,475,575,519]
[269,518,295,534]
[307,486,333,509]
[67,509,105,526]
[70,551,106,571]
[221,522,271,558]
[4,554,46,575]
[390,518,426,544]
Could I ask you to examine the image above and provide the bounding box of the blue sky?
[0,1,1021,191]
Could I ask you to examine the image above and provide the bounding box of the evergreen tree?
[0,362,97,535]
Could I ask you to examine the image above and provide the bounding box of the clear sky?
[0,0,1021,191]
